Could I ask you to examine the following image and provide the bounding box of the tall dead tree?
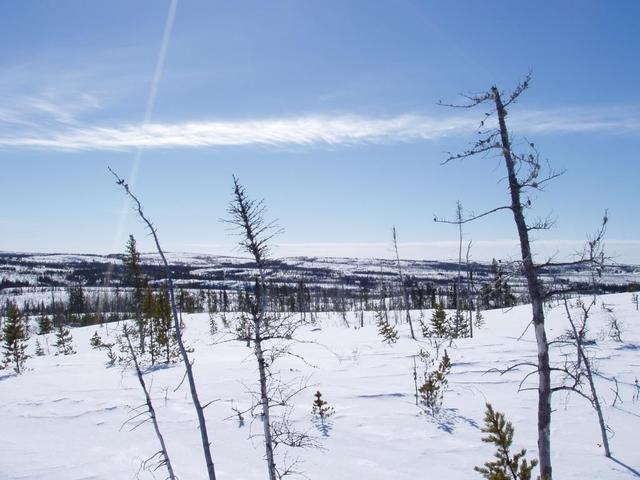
[392,227,416,340]
[439,74,596,479]
[227,175,280,480]
[109,168,218,480]
[226,176,314,480]
[557,296,611,458]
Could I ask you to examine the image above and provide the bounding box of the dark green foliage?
[2,303,29,373]
[67,285,86,314]
[430,303,450,337]
[34,338,45,356]
[90,330,117,366]
[37,315,52,335]
[54,325,76,355]
[124,234,147,353]
[153,285,181,364]
[311,390,335,420]
[417,348,451,415]
[376,310,399,344]
[475,404,538,480]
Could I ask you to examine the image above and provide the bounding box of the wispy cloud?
[0,105,638,152]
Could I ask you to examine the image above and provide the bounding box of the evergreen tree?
[418,348,451,415]
[142,284,157,364]
[376,310,398,344]
[311,390,334,420]
[35,338,45,356]
[54,325,76,355]
[67,285,86,315]
[37,315,52,335]
[431,303,450,337]
[2,302,29,373]
[154,285,180,363]
[124,234,147,353]
[475,403,538,480]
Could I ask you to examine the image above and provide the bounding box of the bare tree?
[556,296,611,457]
[121,325,177,480]
[439,75,606,479]
[226,175,315,480]
[392,227,416,340]
[109,168,218,480]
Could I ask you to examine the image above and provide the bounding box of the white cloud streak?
[0,106,638,151]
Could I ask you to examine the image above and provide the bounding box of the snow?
[1,293,639,479]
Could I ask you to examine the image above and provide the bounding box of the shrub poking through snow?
[34,339,45,356]
[376,310,398,344]
[54,325,76,356]
[90,331,118,366]
[474,403,538,480]
[417,348,451,415]
[312,390,334,437]
[311,390,334,420]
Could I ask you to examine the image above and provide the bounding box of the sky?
[1,1,639,263]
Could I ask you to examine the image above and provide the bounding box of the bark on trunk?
[124,328,177,480]
[493,87,552,480]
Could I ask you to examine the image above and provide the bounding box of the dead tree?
[556,296,611,457]
[122,325,177,480]
[434,202,472,337]
[226,176,315,480]
[439,75,606,479]
[392,227,416,340]
[109,168,218,480]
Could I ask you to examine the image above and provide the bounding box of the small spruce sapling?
[376,310,399,344]
[54,325,76,355]
[417,348,451,415]
[35,339,45,356]
[37,315,52,335]
[90,331,117,366]
[312,390,334,437]
[474,403,538,480]
[311,390,334,421]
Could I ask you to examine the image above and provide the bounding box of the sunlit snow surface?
[1,293,639,479]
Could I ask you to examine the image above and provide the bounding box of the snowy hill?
[1,293,639,479]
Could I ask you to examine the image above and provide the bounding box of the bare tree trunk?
[110,169,218,480]
[563,298,611,458]
[255,328,278,480]
[123,327,177,480]
[492,87,552,479]
[228,176,278,480]
[392,227,416,340]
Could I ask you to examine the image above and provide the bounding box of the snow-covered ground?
[1,293,639,479]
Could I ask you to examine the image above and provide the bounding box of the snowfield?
[1,293,639,479]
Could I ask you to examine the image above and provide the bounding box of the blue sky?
[1,1,639,262]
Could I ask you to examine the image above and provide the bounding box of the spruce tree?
[35,338,45,356]
[311,390,334,420]
[154,285,180,363]
[2,302,29,373]
[37,315,52,335]
[474,404,538,480]
[124,234,147,353]
[431,303,450,337]
[418,348,451,415]
[376,310,399,344]
[54,324,76,355]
